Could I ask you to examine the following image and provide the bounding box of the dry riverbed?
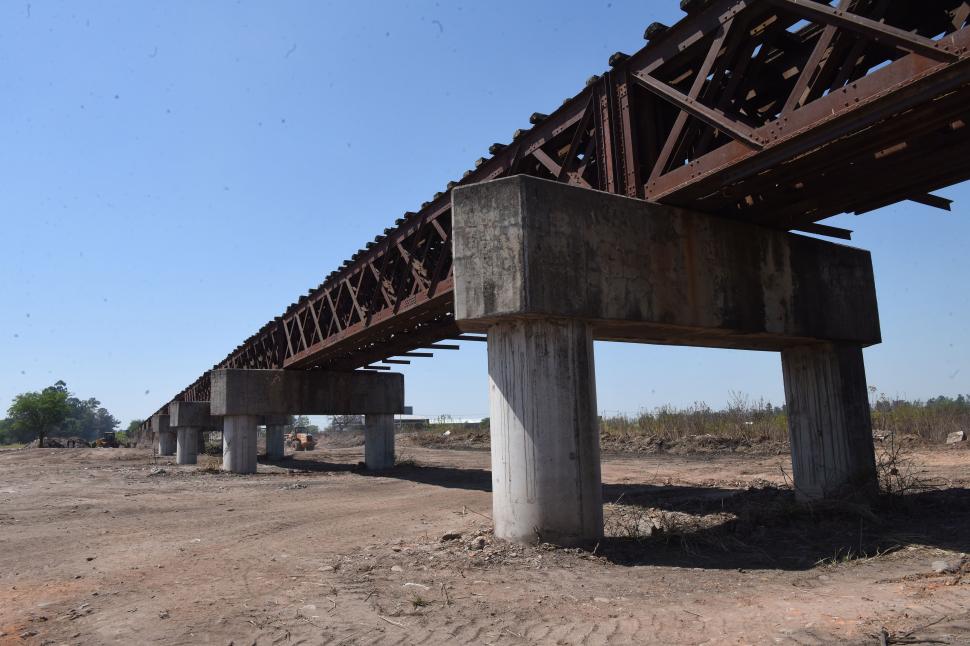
[2,442,970,645]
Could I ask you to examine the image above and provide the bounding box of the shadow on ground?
[275,454,970,572]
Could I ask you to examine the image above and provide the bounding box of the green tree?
[59,395,120,441]
[7,382,71,447]
[0,418,12,445]
[126,419,144,434]
[294,415,320,433]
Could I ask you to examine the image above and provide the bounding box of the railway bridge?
[141,0,970,544]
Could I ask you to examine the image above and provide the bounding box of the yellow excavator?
[285,429,316,451]
[94,431,119,448]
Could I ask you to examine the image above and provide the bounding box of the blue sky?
[1,1,967,426]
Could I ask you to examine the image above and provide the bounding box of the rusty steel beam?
[151,0,970,418]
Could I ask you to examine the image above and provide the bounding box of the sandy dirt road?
[1,443,970,645]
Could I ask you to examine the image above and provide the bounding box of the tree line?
[0,381,123,447]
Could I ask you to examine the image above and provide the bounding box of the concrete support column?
[487,317,602,545]
[223,415,259,474]
[265,425,286,460]
[157,431,176,456]
[364,414,395,470]
[782,343,878,500]
[176,427,199,465]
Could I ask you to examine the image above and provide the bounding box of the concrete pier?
[782,344,878,499]
[488,318,602,545]
[223,415,259,474]
[151,414,175,456]
[451,176,883,542]
[158,431,176,456]
[265,424,285,460]
[176,427,199,465]
[364,414,395,470]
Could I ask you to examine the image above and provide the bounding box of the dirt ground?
[2,441,970,645]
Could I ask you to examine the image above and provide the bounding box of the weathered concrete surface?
[452,175,880,351]
[364,414,395,470]
[176,427,199,465]
[169,401,223,431]
[223,415,259,474]
[151,415,175,456]
[210,370,404,416]
[158,432,176,456]
[782,344,878,499]
[488,318,603,545]
[265,425,285,460]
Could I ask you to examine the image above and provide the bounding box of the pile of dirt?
[405,429,789,456]
[23,436,93,449]
[602,433,789,455]
[315,430,365,449]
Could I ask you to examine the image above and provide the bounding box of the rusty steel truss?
[147,0,970,424]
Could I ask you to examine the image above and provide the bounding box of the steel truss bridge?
[145,0,970,424]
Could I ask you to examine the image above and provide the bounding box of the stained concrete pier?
[209,369,405,473]
[176,428,199,465]
[169,401,223,465]
[364,414,395,471]
[152,414,175,457]
[782,343,878,500]
[453,175,882,543]
[223,415,259,474]
[487,318,602,545]
[265,424,286,460]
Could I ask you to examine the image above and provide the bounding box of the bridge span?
[142,0,970,544]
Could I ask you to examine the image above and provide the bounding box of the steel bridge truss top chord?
[143,0,970,429]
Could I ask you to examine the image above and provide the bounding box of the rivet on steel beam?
[644,22,669,40]
[529,112,548,125]
[608,52,629,67]
[488,143,507,155]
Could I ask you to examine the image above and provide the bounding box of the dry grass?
[407,391,970,455]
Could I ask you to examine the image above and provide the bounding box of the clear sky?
[1,1,967,427]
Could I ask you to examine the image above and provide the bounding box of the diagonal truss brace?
[767,0,959,63]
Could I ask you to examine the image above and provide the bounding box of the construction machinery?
[95,431,119,448]
[286,429,316,451]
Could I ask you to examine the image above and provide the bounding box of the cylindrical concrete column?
[487,318,602,545]
[265,425,286,460]
[176,427,199,465]
[782,343,878,500]
[364,414,395,470]
[223,415,259,474]
[157,431,176,456]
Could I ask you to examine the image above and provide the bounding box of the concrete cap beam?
[452,175,881,351]
[150,414,171,435]
[210,369,404,417]
[169,401,220,429]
